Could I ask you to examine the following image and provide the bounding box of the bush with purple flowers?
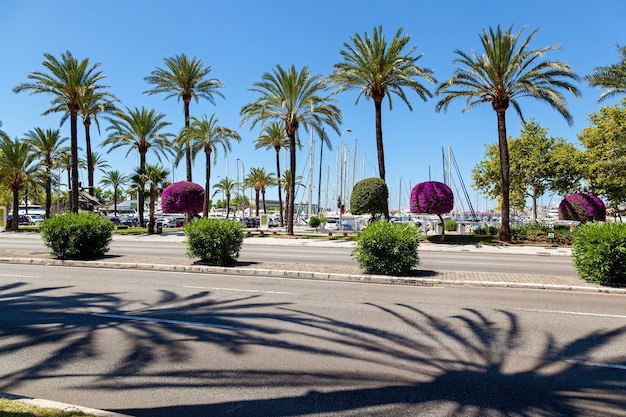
[558,193,606,223]
[161,181,204,216]
[410,181,454,241]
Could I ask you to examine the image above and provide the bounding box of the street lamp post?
[338,128,351,231]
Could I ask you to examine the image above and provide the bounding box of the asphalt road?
[1,263,624,416]
[0,233,577,276]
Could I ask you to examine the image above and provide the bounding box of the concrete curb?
[0,392,132,417]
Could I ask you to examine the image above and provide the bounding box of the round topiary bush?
[352,219,420,276]
[350,177,389,218]
[308,216,321,228]
[40,213,114,259]
[162,181,204,217]
[572,222,626,285]
[410,181,454,241]
[185,218,245,265]
[558,193,606,223]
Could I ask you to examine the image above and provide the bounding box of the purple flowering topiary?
[558,193,606,223]
[410,181,454,241]
[161,181,204,216]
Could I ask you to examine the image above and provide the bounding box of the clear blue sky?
[1,0,624,212]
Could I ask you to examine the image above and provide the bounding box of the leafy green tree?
[0,136,36,230]
[24,127,68,217]
[212,176,237,218]
[436,25,581,242]
[100,170,129,216]
[13,51,109,212]
[245,167,274,216]
[102,106,174,226]
[179,114,241,217]
[241,64,341,235]
[329,25,436,182]
[578,99,626,212]
[254,122,290,226]
[350,177,389,220]
[131,163,170,234]
[586,45,626,102]
[145,54,225,182]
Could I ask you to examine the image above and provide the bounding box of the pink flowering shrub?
[559,193,606,223]
[410,181,454,241]
[161,181,204,215]
[410,181,454,215]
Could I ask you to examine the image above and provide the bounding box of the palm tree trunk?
[275,149,284,227]
[262,189,267,214]
[148,186,156,234]
[184,100,192,182]
[138,153,146,227]
[11,189,19,231]
[70,111,80,213]
[374,100,389,220]
[497,110,511,242]
[114,188,118,217]
[226,193,230,219]
[45,167,52,218]
[84,118,94,196]
[204,150,211,217]
[288,133,296,235]
[255,189,260,217]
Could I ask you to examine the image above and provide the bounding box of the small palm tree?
[245,167,275,216]
[23,127,68,218]
[144,54,225,182]
[178,114,241,217]
[0,136,36,230]
[241,64,342,234]
[100,170,129,216]
[436,25,581,242]
[212,176,237,218]
[13,50,109,212]
[586,45,626,102]
[254,122,291,226]
[329,26,436,182]
[131,163,170,234]
[102,106,174,226]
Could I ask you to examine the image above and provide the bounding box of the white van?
[18,205,46,216]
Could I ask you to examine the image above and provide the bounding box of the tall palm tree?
[102,106,174,226]
[58,147,84,212]
[0,136,36,231]
[241,64,342,235]
[144,54,225,182]
[100,170,129,216]
[436,25,581,242]
[23,127,68,218]
[178,114,241,217]
[586,45,626,102]
[76,88,117,195]
[245,167,274,216]
[13,50,109,212]
[254,122,291,226]
[329,26,436,181]
[212,176,237,218]
[131,163,170,234]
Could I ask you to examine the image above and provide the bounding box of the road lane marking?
[0,273,40,278]
[515,308,626,319]
[183,285,296,295]
[92,313,253,331]
[566,360,626,371]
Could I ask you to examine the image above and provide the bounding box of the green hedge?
[352,219,419,276]
[185,218,245,265]
[572,222,626,285]
[444,219,457,231]
[40,213,114,259]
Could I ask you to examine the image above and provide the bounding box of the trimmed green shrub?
[185,218,245,265]
[572,222,626,285]
[350,178,389,218]
[308,216,321,228]
[444,219,457,231]
[352,219,420,276]
[40,213,114,259]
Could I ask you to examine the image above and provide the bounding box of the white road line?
[92,313,253,331]
[516,308,626,319]
[183,285,296,295]
[566,360,626,371]
[0,273,39,278]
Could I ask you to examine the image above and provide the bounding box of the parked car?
[324,218,339,230]
[26,214,44,226]
[7,214,30,226]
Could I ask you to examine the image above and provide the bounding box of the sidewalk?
[2,232,624,294]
